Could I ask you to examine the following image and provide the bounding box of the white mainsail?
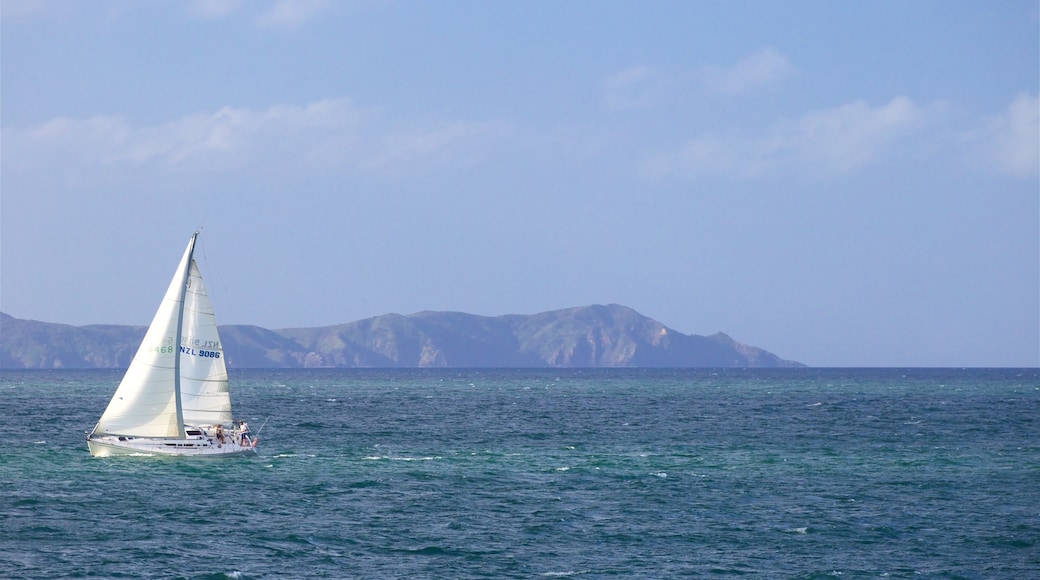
[93,235,197,438]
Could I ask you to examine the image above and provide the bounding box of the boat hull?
[87,434,256,457]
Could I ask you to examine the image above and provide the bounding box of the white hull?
[87,427,257,457]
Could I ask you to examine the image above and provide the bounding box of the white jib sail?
[94,236,196,438]
[178,258,232,426]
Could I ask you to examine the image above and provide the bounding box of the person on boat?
[238,421,249,446]
[215,424,225,444]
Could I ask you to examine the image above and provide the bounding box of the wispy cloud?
[698,47,796,95]
[642,96,929,180]
[601,65,670,111]
[184,0,332,29]
[5,0,333,29]
[602,47,795,111]
[0,0,83,20]
[3,99,511,180]
[253,0,331,30]
[187,0,244,21]
[977,92,1039,177]
[364,120,512,173]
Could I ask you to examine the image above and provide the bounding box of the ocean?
[0,368,1037,578]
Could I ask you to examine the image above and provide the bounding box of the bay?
[1,368,1037,578]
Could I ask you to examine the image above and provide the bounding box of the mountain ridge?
[1,304,803,369]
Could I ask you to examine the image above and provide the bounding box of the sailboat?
[87,232,257,457]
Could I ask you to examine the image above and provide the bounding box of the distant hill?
[0,305,803,369]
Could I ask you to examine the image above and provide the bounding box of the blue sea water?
[0,368,1037,579]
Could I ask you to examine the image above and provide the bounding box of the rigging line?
[254,417,271,436]
[196,232,240,327]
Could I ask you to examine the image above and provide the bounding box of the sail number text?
[148,336,221,358]
[182,346,221,358]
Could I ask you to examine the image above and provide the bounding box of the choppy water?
[1,368,1037,578]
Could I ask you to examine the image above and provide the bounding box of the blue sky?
[2,0,1038,367]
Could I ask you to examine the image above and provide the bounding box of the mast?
[171,232,199,438]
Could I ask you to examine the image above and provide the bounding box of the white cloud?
[254,0,331,29]
[183,0,332,29]
[3,0,331,29]
[187,0,243,21]
[7,99,352,169]
[3,99,510,180]
[364,121,511,173]
[699,47,796,95]
[602,65,669,111]
[980,92,1039,177]
[0,0,73,20]
[602,48,794,111]
[642,96,927,180]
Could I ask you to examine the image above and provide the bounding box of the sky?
[1,0,1038,367]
